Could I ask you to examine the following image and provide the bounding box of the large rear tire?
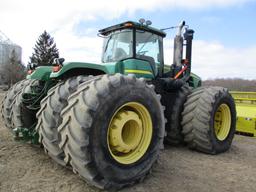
[181,86,236,154]
[164,85,191,145]
[58,74,165,190]
[36,75,92,166]
[1,80,29,129]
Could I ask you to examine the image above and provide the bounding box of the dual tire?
[165,85,236,154]
[181,86,236,154]
[36,74,165,190]
[12,80,41,130]
[1,79,41,132]
[1,80,30,129]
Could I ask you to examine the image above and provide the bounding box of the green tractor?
[1,20,236,190]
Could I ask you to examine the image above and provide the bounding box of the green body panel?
[122,59,155,79]
[230,92,256,137]
[49,60,155,79]
[26,66,52,81]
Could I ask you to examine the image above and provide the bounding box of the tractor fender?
[189,72,202,88]
[26,66,52,81]
[49,62,112,79]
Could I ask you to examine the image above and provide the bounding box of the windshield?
[102,29,133,63]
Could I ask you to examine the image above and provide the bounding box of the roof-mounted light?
[139,18,152,26]
[124,22,133,27]
[146,20,152,26]
[139,18,145,25]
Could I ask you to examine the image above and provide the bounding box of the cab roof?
[99,21,166,37]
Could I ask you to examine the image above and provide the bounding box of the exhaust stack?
[172,21,194,80]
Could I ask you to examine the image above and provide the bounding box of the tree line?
[203,78,256,92]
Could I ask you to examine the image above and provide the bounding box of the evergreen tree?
[29,31,59,66]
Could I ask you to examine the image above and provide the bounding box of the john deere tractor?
[1,20,236,190]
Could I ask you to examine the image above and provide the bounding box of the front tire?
[58,74,165,190]
[181,86,236,154]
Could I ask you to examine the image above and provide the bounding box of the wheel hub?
[109,111,143,153]
[214,104,231,141]
[107,102,153,164]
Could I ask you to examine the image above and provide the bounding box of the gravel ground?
[0,92,256,192]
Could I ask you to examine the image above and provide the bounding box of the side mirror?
[139,18,145,24]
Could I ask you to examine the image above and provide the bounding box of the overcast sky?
[1,0,256,79]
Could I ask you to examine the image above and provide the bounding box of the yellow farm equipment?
[231,92,256,137]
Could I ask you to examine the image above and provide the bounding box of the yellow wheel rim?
[214,104,231,141]
[107,102,152,164]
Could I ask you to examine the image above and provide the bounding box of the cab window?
[102,29,133,63]
[136,30,160,64]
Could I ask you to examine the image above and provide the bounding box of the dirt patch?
[0,93,256,192]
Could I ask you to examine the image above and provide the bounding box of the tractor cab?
[47,20,195,83]
[99,20,166,77]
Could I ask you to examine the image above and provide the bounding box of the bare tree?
[0,49,26,88]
